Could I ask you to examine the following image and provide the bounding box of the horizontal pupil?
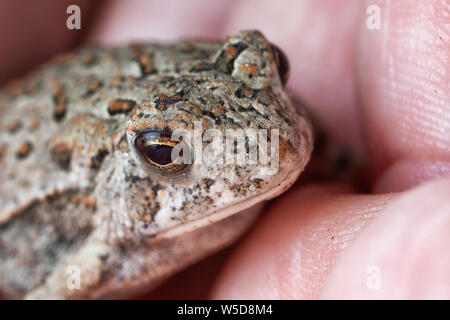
[144,144,174,166]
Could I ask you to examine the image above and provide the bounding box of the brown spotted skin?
[0,30,313,299]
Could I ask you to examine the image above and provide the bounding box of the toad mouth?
[153,167,303,240]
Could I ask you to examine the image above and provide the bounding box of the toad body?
[0,30,313,299]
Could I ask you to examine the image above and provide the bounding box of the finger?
[373,159,450,193]
[357,0,450,186]
[88,0,234,44]
[210,183,396,299]
[0,0,101,85]
[321,178,450,299]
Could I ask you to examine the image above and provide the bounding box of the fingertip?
[373,159,450,193]
[210,183,394,299]
[357,0,450,174]
[321,178,450,299]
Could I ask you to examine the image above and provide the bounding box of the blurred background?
[0,0,101,85]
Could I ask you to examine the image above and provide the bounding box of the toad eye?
[134,131,192,174]
[270,44,290,86]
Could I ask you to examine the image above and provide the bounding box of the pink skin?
[0,0,101,86]
[1,0,449,299]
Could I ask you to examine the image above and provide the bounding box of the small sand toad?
[0,30,313,299]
